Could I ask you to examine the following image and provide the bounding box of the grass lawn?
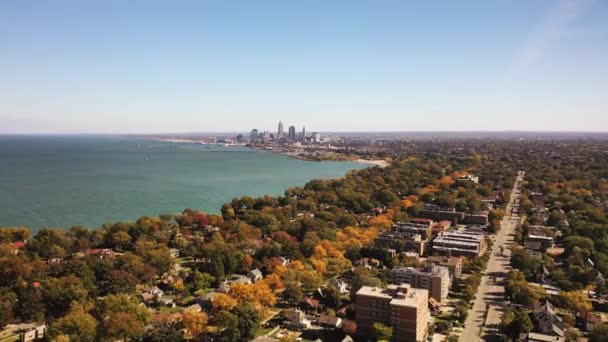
[175,256,193,264]
[256,327,274,337]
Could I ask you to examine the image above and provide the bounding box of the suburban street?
[458,171,525,342]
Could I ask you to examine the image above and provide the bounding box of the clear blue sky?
[1,0,606,133]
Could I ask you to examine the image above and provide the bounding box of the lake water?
[0,136,365,232]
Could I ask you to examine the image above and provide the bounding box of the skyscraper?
[302,125,306,139]
[250,129,259,143]
[278,121,284,138]
[288,126,296,141]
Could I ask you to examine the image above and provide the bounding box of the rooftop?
[357,284,428,308]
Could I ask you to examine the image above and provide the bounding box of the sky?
[0,0,607,133]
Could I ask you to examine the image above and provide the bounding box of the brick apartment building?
[356,284,429,342]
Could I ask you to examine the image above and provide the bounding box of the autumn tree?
[342,320,357,336]
[559,290,592,316]
[230,282,276,309]
[182,310,208,340]
[103,312,146,341]
[212,293,237,312]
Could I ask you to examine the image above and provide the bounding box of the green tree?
[372,322,393,341]
[590,324,608,342]
[233,304,260,341]
[49,305,98,342]
[42,275,89,318]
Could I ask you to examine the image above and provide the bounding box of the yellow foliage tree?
[288,260,306,271]
[559,290,592,316]
[311,258,328,275]
[401,195,419,208]
[230,282,276,309]
[211,293,237,312]
[263,273,284,293]
[182,310,208,340]
[368,215,393,230]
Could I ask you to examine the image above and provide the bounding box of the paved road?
[458,171,525,342]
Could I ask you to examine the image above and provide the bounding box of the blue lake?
[0,136,365,231]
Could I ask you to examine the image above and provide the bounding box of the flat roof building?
[375,231,425,256]
[525,226,555,252]
[419,205,466,224]
[390,264,450,303]
[394,221,433,241]
[432,231,486,257]
[426,255,464,280]
[356,284,429,342]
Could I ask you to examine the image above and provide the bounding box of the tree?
[49,305,98,342]
[97,293,151,326]
[233,304,261,341]
[182,310,208,340]
[103,312,146,341]
[283,281,303,305]
[590,324,608,342]
[0,290,16,328]
[144,314,183,342]
[100,269,138,295]
[230,282,276,309]
[212,293,237,312]
[372,322,393,341]
[559,290,592,316]
[342,320,357,336]
[501,306,533,340]
[110,231,132,251]
[214,310,239,341]
[454,301,468,323]
[42,275,89,318]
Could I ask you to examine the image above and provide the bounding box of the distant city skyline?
[1,1,607,133]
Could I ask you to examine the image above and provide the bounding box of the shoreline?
[155,138,390,167]
[354,159,389,168]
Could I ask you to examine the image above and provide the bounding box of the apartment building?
[390,264,450,303]
[432,231,486,257]
[393,221,434,241]
[356,284,429,342]
[426,255,464,280]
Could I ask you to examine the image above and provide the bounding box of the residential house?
[247,268,263,283]
[533,301,566,338]
[330,279,349,294]
[230,274,253,285]
[182,303,202,313]
[302,297,321,313]
[519,332,565,342]
[318,314,343,328]
[218,280,231,293]
[20,324,47,342]
[89,248,117,259]
[456,174,479,183]
[586,312,608,332]
[285,309,312,330]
